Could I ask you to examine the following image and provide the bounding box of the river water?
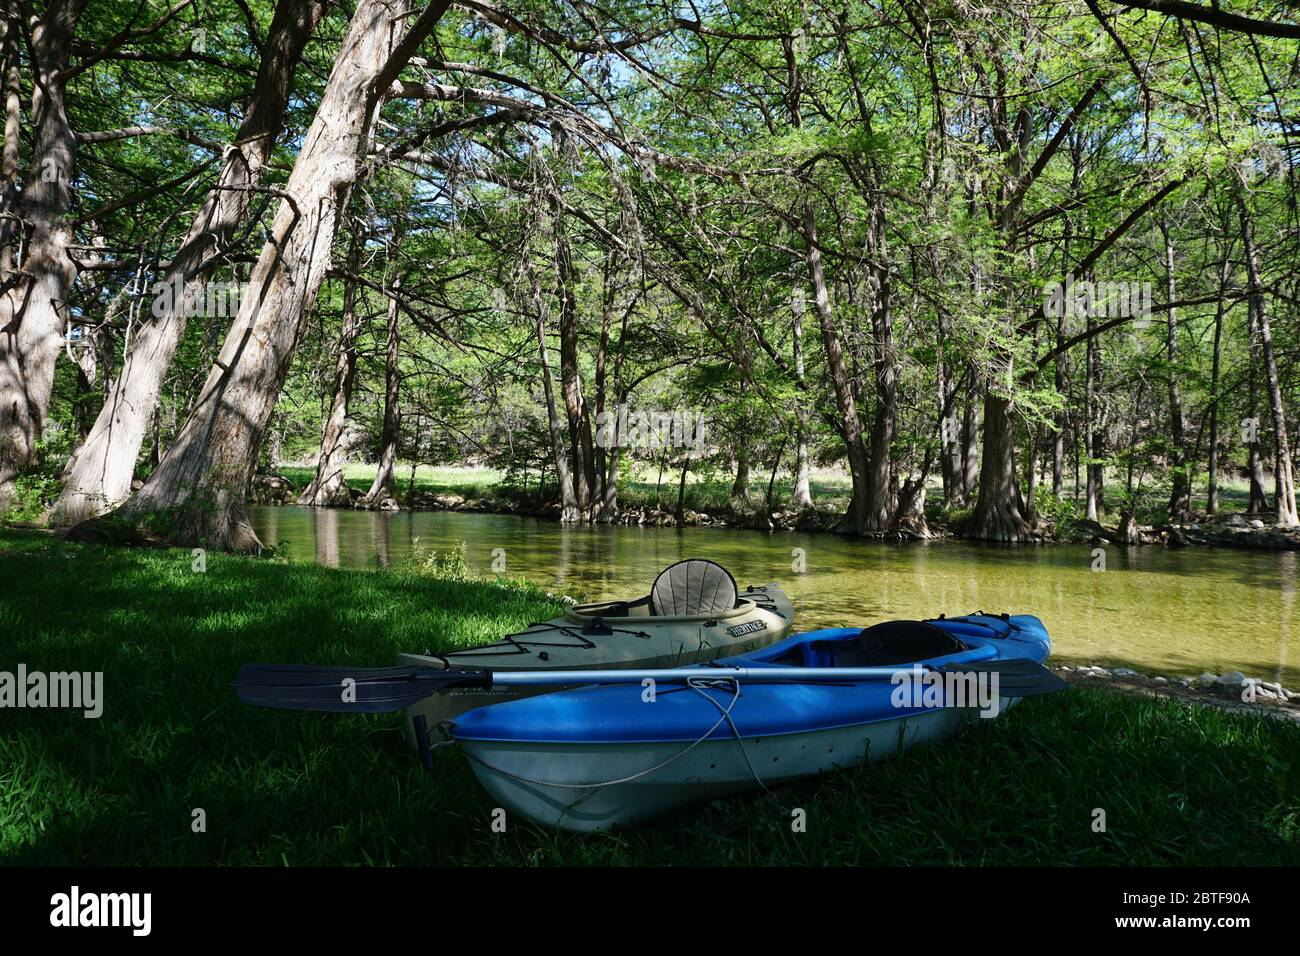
[248,505,1298,685]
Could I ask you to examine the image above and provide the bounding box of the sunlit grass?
[2,527,1296,864]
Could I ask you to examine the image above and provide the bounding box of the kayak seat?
[650,559,739,617]
[836,620,969,667]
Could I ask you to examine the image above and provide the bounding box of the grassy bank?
[2,527,1297,866]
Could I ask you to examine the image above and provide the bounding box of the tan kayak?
[398,560,794,746]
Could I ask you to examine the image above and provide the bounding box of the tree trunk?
[1244,290,1270,514]
[1162,223,1190,518]
[674,453,690,526]
[52,0,328,524]
[961,366,981,503]
[1238,192,1297,525]
[1051,219,1072,499]
[937,313,961,506]
[0,0,86,511]
[551,196,595,518]
[800,204,870,534]
[967,392,1031,541]
[1206,249,1228,514]
[592,254,621,521]
[527,257,579,525]
[1084,314,1104,522]
[300,231,365,506]
[791,284,813,509]
[91,0,450,550]
[863,183,896,532]
[363,274,402,508]
[0,1,22,278]
[1023,428,1038,521]
[729,455,751,507]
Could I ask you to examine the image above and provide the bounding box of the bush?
[3,426,75,523]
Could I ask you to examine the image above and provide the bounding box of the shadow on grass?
[1,530,1297,865]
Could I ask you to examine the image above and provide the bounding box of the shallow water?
[248,506,1299,685]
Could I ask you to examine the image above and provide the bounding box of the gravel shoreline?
[1053,664,1300,723]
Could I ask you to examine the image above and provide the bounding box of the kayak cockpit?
[762,619,971,668]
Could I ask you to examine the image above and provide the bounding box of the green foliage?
[4,428,76,523]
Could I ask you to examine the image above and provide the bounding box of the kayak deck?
[398,581,795,733]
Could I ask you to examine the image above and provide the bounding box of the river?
[248,505,1298,685]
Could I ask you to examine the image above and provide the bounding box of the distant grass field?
[275,461,856,514]
[272,461,1257,530]
[2,527,1297,865]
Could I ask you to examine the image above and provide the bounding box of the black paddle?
[935,658,1068,697]
[236,663,492,713]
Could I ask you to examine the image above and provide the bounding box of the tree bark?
[530,261,579,525]
[300,231,366,506]
[52,0,328,524]
[1084,312,1104,522]
[1243,291,1270,513]
[800,204,870,534]
[961,367,980,503]
[674,453,690,526]
[1206,245,1228,514]
[363,274,402,508]
[0,0,87,511]
[551,195,596,517]
[729,455,751,507]
[967,392,1031,541]
[790,282,813,509]
[864,182,896,532]
[0,1,22,278]
[937,312,961,505]
[89,0,451,550]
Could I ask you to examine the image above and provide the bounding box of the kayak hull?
[399,583,793,738]
[462,700,1014,832]
[451,613,1051,831]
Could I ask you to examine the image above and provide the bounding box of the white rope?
[461,677,751,790]
[686,679,772,795]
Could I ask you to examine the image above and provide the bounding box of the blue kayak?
[451,614,1059,831]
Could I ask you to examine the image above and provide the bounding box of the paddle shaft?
[485,665,949,686]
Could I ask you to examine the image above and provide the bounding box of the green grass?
[276,462,503,500]
[3,526,1297,865]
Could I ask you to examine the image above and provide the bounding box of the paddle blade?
[236,663,492,713]
[937,658,1068,698]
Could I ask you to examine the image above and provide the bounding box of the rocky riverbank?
[249,474,1300,550]
[1061,511,1300,551]
[1054,663,1300,723]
